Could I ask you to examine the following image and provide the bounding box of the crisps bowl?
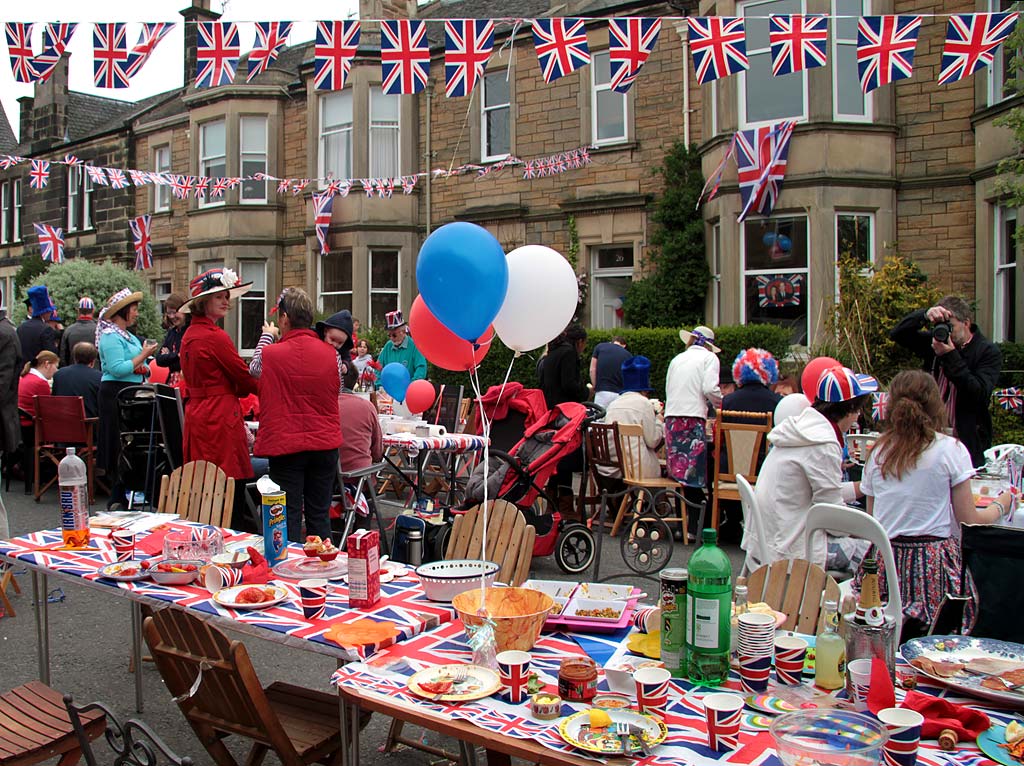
[453,586,554,652]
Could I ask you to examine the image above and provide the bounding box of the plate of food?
[273,556,349,581]
[559,708,667,755]
[901,636,1024,707]
[213,584,288,610]
[407,664,500,702]
[978,721,1024,766]
[97,560,151,582]
[562,597,627,623]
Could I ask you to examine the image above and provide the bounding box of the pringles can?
[660,568,688,677]
[256,474,288,565]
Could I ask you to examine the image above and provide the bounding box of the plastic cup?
[298,578,328,621]
[739,653,773,693]
[496,650,531,704]
[632,606,660,633]
[847,658,873,711]
[774,636,808,686]
[204,565,244,592]
[633,666,671,718]
[110,530,136,562]
[878,708,923,766]
[737,612,777,655]
[703,692,744,751]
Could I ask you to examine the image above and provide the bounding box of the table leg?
[483,748,510,766]
[32,571,50,684]
[131,601,145,713]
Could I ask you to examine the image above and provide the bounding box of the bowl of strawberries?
[302,535,341,562]
[149,559,203,585]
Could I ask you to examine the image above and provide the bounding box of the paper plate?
[213,584,288,610]
[407,664,500,702]
[97,561,151,582]
[901,635,1024,707]
[742,712,775,731]
[744,693,801,715]
[978,724,1018,766]
[273,556,349,580]
[559,709,667,755]
[627,630,661,659]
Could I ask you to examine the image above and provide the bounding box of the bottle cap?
[823,599,838,610]
[735,584,748,595]
[66,447,76,456]
[701,528,717,544]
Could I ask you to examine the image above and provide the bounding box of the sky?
[1,0,359,143]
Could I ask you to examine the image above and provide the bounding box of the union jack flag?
[195,21,240,88]
[129,214,153,270]
[128,169,150,186]
[608,18,661,93]
[5,23,36,83]
[769,15,828,76]
[248,21,293,82]
[170,175,192,199]
[0,155,22,169]
[29,159,50,189]
[194,177,209,199]
[277,178,290,194]
[34,223,64,263]
[756,274,803,307]
[107,168,128,189]
[735,120,796,222]
[291,179,310,195]
[86,165,109,186]
[401,176,417,194]
[124,22,174,79]
[312,191,334,255]
[531,18,590,84]
[62,154,82,166]
[93,23,130,88]
[32,23,77,84]
[996,387,1023,412]
[359,179,374,198]
[871,391,890,421]
[381,20,429,95]
[856,15,922,94]
[939,12,1019,86]
[698,135,736,206]
[210,178,231,198]
[444,20,494,98]
[314,20,360,91]
[687,16,748,84]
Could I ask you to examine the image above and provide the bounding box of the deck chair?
[64,694,193,765]
[32,395,100,503]
[710,410,773,530]
[157,461,234,528]
[143,609,343,766]
[736,474,768,577]
[747,559,841,634]
[446,499,535,586]
[582,422,629,534]
[0,681,105,766]
[961,523,1024,643]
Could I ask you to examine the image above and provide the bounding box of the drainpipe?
[425,82,433,236]
[673,20,691,147]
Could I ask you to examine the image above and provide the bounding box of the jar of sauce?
[558,657,597,701]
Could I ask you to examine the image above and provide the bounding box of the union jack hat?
[77,296,94,313]
[816,366,879,403]
[180,268,252,313]
[385,310,406,330]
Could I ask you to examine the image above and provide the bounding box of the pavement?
[0,484,744,765]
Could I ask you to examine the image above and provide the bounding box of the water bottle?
[59,447,90,547]
[686,528,732,685]
[406,529,423,567]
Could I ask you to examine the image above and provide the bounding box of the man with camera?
[890,296,1002,467]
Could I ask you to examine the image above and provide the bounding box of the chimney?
[360,0,416,20]
[30,52,70,152]
[17,96,33,146]
[181,1,221,87]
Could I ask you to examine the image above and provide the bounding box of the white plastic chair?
[805,503,903,628]
[984,444,1024,465]
[737,474,768,577]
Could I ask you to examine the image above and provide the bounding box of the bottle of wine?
[853,556,885,627]
[815,599,846,690]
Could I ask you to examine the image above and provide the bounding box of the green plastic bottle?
[686,528,732,685]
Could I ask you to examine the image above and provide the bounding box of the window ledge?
[971,93,1024,127]
[591,140,637,155]
[187,203,285,217]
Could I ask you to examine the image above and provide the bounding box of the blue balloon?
[380,363,411,403]
[777,235,792,252]
[762,232,778,248]
[416,222,508,343]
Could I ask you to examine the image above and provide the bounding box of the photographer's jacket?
[890,308,1002,467]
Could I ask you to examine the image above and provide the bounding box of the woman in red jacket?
[179,269,257,490]
[254,288,342,543]
[19,350,58,426]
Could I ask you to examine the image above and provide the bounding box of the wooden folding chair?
[617,423,689,536]
[0,566,19,618]
[157,460,234,527]
[31,396,100,504]
[710,410,773,530]
[446,499,535,587]
[143,608,343,766]
[746,559,840,634]
[0,681,105,766]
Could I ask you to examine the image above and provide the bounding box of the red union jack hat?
[180,267,252,313]
[816,365,879,403]
[385,310,406,330]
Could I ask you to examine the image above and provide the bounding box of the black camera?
[932,322,952,344]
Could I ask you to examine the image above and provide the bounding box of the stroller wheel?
[555,523,595,574]
[620,515,674,575]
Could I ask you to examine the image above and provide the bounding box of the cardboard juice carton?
[256,475,288,566]
[346,529,381,608]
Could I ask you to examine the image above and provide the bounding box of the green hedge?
[999,341,1024,387]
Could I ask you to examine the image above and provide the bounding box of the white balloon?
[492,245,579,352]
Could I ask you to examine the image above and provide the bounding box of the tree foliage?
[623,141,710,327]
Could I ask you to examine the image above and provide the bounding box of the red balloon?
[405,379,437,414]
[408,295,492,372]
[800,356,841,402]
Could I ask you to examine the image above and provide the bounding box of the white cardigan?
[664,345,722,418]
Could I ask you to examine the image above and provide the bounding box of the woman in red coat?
[179,269,257,485]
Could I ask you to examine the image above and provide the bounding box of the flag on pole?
[34,223,64,263]
[608,18,661,93]
[532,18,590,83]
[856,15,922,93]
[312,192,334,255]
[248,21,293,82]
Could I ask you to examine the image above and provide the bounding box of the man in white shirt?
[664,325,722,488]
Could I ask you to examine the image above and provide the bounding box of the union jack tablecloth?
[332,620,1010,766]
[383,432,487,453]
[0,522,454,660]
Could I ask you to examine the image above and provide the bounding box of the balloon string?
[468,364,490,608]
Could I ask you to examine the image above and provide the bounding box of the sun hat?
[621,355,655,393]
[732,348,779,387]
[179,267,252,313]
[101,288,145,319]
[679,324,721,354]
[816,366,879,403]
[385,309,407,331]
[26,285,54,318]
[77,296,95,314]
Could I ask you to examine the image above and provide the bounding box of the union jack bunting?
[34,223,64,263]
[0,155,22,169]
[687,17,748,85]
[170,175,192,199]
[400,176,417,194]
[277,178,290,194]
[210,177,231,198]
[359,179,375,198]
[314,21,360,91]
[29,159,50,189]
[6,23,36,83]
[871,391,890,421]
[107,168,128,189]
[996,387,1023,412]
[938,12,1019,86]
[62,154,82,166]
[755,274,803,307]
[324,179,343,197]
[86,165,109,186]
[531,18,590,84]
[93,23,130,88]
[291,179,310,195]
[193,177,209,199]
[195,21,240,88]
[128,169,150,186]
[312,191,334,255]
[443,19,494,98]
[124,22,175,79]
[381,19,430,95]
[769,15,828,76]
[857,15,923,94]
[608,18,661,93]
[697,135,736,207]
[129,214,153,270]
[735,120,796,222]
[32,23,77,84]
[248,21,293,82]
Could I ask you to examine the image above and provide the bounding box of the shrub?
[992,405,1024,446]
[26,259,163,340]
[999,341,1024,387]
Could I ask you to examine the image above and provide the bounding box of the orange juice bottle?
[59,448,90,547]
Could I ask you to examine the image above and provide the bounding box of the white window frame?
[738,0,809,129]
[710,80,718,139]
[989,0,1016,106]
[740,215,810,345]
[237,260,267,353]
[832,0,872,122]
[12,178,21,242]
[1,182,9,244]
[994,205,1018,343]
[481,70,511,162]
[369,87,401,178]
[591,50,629,146]
[154,279,172,312]
[239,116,268,204]
[318,249,354,314]
[368,248,401,326]
[318,91,353,186]
[153,144,171,212]
[711,222,722,326]
[198,120,226,208]
[67,165,94,233]
[834,211,875,301]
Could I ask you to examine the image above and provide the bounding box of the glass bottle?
[815,599,846,690]
[686,528,732,685]
[730,580,748,658]
[852,556,885,627]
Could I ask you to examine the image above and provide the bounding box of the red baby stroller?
[463,391,601,574]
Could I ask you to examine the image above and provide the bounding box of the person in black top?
[890,295,1002,467]
[722,348,782,418]
[52,342,102,418]
[590,336,632,409]
[155,293,189,385]
[17,286,59,365]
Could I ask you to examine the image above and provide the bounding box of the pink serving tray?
[544,588,641,634]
